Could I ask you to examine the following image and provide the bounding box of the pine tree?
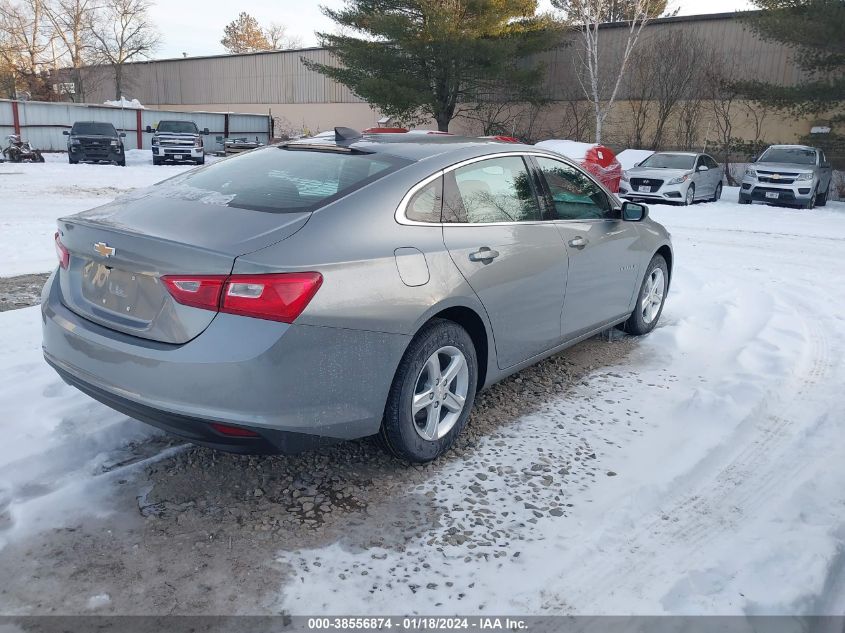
[305,0,563,132]
[739,0,845,115]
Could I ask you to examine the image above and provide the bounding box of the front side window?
[535,156,613,221]
[705,156,719,169]
[443,156,541,224]
[150,147,409,213]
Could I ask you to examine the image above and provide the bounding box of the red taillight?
[54,232,70,269]
[209,422,259,437]
[161,272,323,323]
[161,275,227,311]
[221,272,323,323]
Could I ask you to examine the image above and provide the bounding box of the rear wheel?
[622,255,668,336]
[381,319,477,463]
[683,184,695,206]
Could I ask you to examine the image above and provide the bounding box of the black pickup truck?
[64,121,126,166]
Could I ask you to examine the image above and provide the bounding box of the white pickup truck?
[147,120,209,166]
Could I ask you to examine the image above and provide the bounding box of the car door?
[692,155,712,198]
[441,155,569,369]
[532,155,643,340]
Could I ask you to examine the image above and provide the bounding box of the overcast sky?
[149,0,754,60]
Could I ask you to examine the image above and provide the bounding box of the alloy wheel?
[412,346,469,441]
[641,268,666,325]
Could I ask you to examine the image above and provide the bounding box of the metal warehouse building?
[79,12,819,143]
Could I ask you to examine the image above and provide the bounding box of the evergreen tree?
[739,0,845,115]
[306,0,563,132]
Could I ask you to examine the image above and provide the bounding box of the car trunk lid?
[57,194,310,344]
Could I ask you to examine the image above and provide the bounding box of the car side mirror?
[119,132,126,137]
[62,130,69,135]
[751,154,759,163]
[622,201,648,222]
[145,125,153,133]
[698,165,709,172]
[203,128,210,135]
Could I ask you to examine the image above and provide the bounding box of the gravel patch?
[0,273,50,312]
[0,330,636,614]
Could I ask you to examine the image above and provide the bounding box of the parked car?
[43,130,673,463]
[147,120,209,165]
[63,122,126,166]
[535,140,623,193]
[620,152,724,205]
[740,144,832,208]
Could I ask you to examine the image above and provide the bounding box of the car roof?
[766,144,816,151]
[651,151,699,157]
[285,133,536,162]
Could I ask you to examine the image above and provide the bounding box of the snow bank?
[103,97,144,109]
[0,151,217,276]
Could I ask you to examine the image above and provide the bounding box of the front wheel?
[380,319,478,463]
[711,182,723,202]
[622,255,668,336]
[195,155,205,165]
[805,187,817,210]
[816,186,829,207]
[683,183,695,206]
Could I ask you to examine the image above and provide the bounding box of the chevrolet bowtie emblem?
[94,242,115,257]
[772,174,781,179]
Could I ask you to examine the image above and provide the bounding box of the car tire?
[152,157,162,166]
[622,255,669,336]
[118,158,126,167]
[683,184,695,206]
[380,319,478,464]
[711,182,723,202]
[805,187,817,210]
[816,186,828,207]
[68,157,78,165]
[195,156,205,165]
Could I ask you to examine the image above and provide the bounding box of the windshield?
[758,147,817,165]
[71,122,117,136]
[639,154,696,170]
[156,121,199,134]
[155,146,410,213]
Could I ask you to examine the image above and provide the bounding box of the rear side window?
[443,156,541,224]
[158,147,410,213]
[405,177,443,223]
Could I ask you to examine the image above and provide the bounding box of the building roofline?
[117,10,758,67]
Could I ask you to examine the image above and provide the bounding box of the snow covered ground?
[0,156,844,616]
[0,150,216,276]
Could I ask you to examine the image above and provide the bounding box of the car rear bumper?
[41,271,409,452]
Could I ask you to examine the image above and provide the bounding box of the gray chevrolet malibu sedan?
[42,130,673,463]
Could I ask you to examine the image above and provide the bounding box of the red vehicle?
[535,140,623,193]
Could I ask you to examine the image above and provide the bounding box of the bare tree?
[674,96,705,150]
[265,22,302,50]
[221,12,270,54]
[553,0,660,143]
[44,0,94,100]
[702,58,742,184]
[0,0,54,99]
[88,0,158,99]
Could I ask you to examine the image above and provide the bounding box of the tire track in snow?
[551,255,839,613]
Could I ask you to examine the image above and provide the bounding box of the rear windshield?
[759,147,817,165]
[157,121,199,134]
[157,146,411,213]
[639,154,696,170]
[71,122,117,136]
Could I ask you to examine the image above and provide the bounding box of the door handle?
[568,236,588,249]
[468,247,500,263]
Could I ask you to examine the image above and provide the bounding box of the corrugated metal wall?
[79,14,807,107]
[0,100,270,152]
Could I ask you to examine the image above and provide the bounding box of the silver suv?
[740,145,833,208]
